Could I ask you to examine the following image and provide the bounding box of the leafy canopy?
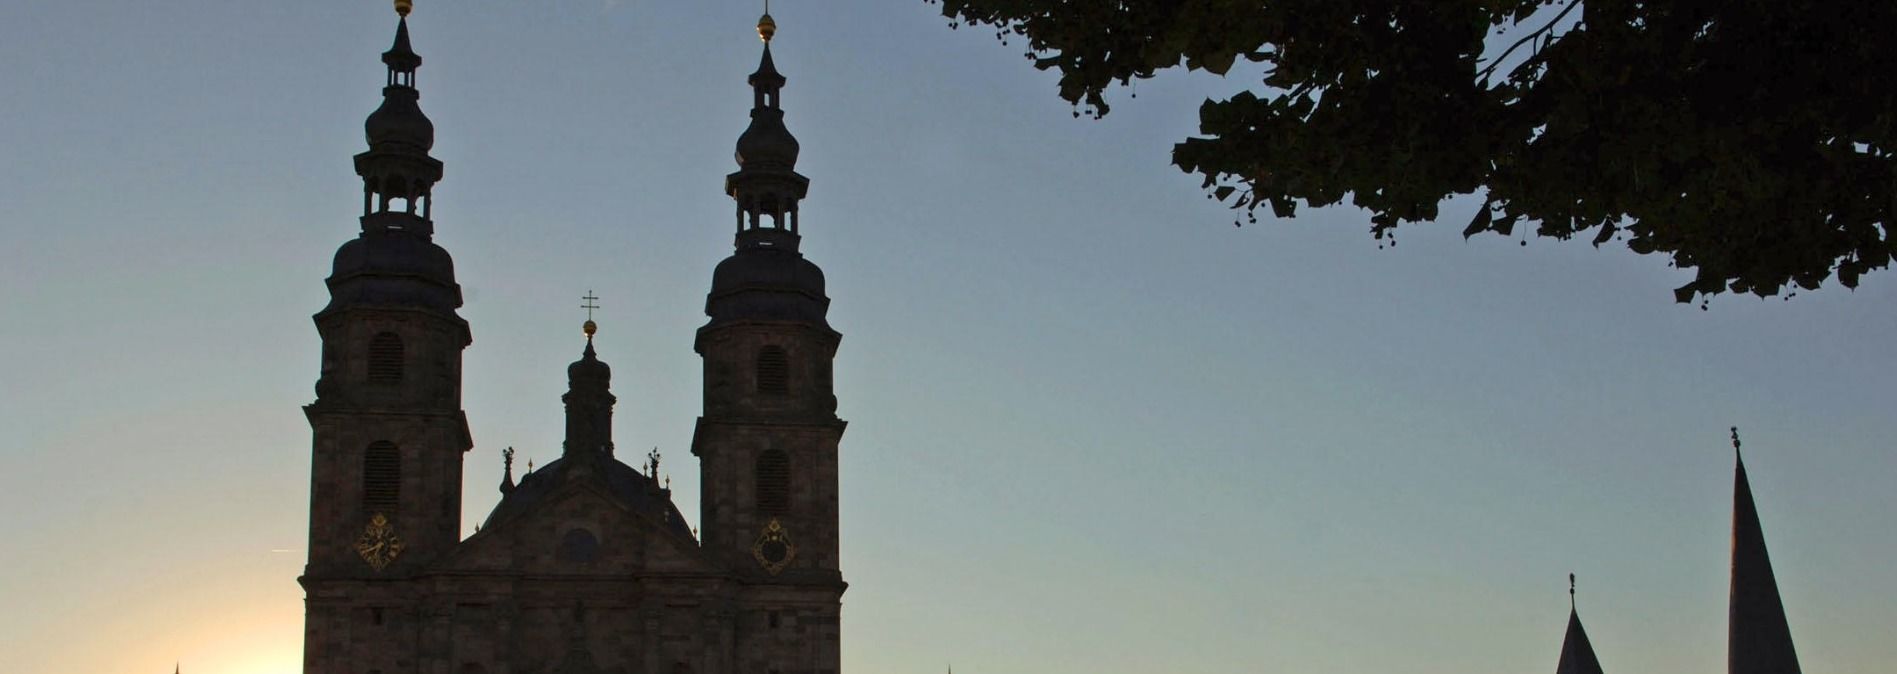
[930,0,1897,302]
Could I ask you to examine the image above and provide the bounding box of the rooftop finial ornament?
[757,1,776,43]
[394,0,412,17]
[1731,426,1743,454]
[581,290,601,339]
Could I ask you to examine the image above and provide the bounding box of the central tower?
[692,12,848,674]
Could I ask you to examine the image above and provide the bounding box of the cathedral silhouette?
[300,4,843,673]
[293,4,1807,674]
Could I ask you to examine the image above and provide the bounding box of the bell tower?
[302,2,471,584]
[692,11,846,674]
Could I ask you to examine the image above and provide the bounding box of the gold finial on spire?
[758,1,776,43]
[394,0,413,17]
[581,290,601,338]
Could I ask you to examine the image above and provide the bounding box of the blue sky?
[1,2,1893,673]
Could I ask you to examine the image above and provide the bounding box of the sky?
[1,2,1893,673]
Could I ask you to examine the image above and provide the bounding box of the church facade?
[300,7,844,674]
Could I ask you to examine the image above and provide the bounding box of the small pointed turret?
[1728,428,1803,674]
[500,447,516,494]
[1556,574,1605,674]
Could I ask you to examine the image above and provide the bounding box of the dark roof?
[704,241,831,329]
[382,17,421,72]
[481,453,694,541]
[1730,450,1802,674]
[321,227,463,315]
[748,44,785,88]
[1556,607,1605,674]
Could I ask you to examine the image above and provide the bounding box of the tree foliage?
[930,0,1897,302]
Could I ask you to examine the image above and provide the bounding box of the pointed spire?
[1555,574,1605,674]
[1729,428,1803,674]
[751,44,785,87]
[383,16,421,73]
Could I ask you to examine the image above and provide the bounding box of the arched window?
[363,442,401,515]
[756,346,789,395]
[367,332,405,382]
[755,449,790,516]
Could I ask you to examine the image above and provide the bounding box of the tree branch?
[1477,0,1580,83]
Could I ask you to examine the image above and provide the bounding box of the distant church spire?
[1555,574,1605,674]
[1728,428,1803,674]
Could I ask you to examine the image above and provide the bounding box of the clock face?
[751,518,797,575]
[354,512,405,571]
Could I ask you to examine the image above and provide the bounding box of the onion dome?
[568,336,613,385]
[364,19,433,152]
[734,48,799,170]
[706,242,830,328]
[323,232,461,312]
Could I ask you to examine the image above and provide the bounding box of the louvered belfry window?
[367,332,405,382]
[363,441,401,514]
[755,449,790,516]
[756,345,789,395]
